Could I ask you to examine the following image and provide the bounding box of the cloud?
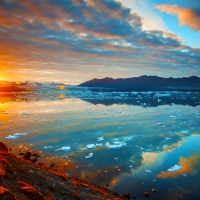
[117,0,166,31]
[157,153,200,179]
[0,0,200,83]
[155,4,200,31]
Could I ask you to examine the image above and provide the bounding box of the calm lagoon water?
[0,89,200,199]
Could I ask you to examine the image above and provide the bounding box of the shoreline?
[0,142,130,200]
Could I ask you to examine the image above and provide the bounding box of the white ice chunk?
[166,138,171,140]
[55,146,70,151]
[44,146,52,149]
[86,144,96,149]
[129,165,133,168]
[145,170,152,173]
[157,122,162,125]
[95,143,102,147]
[169,115,175,118]
[106,142,126,149]
[85,153,93,158]
[5,135,18,139]
[14,133,28,136]
[168,164,182,172]
[183,174,187,177]
[97,136,104,142]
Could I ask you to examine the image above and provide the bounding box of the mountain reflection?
[0,88,200,199]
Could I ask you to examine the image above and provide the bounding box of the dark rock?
[144,192,150,198]
[20,186,43,200]
[32,153,40,157]
[30,156,37,163]
[0,142,8,152]
[105,183,109,187]
[122,193,131,198]
[37,163,45,167]
[19,152,24,156]
[18,181,43,200]
[23,152,31,160]
[50,163,55,167]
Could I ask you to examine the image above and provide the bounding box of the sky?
[0,0,200,84]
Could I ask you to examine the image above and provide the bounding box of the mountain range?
[79,75,200,91]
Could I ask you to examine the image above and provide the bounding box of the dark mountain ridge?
[79,75,200,91]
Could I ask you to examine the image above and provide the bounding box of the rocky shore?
[0,142,130,200]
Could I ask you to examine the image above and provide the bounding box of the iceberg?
[5,133,28,139]
[97,136,104,142]
[86,144,96,149]
[168,164,182,172]
[55,146,70,151]
[44,146,52,149]
[106,142,126,149]
[14,133,28,136]
[145,170,152,173]
[5,135,18,139]
[85,153,93,158]
[95,143,102,147]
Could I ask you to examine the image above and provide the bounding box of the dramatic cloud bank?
[156,4,200,31]
[0,0,200,83]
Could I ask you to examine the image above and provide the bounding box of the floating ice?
[14,133,28,136]
[129,165,133,168]
[157,122,162,125]
[5,132,28,139]
[145,170,152,173]
[86,144,96,149]
[183,174,187,177]
[85,153,93,158]
[55,146,70,151]
[169,115,175,118]
[44,146,52,149]
[166,138,171,140]
[106,142,126,149]
[168,164,182,172]
[146,149,152,152]
[5,135,18,139]
[97,136,104,142]
[95,143,102,147]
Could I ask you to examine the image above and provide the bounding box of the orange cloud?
[163,141,182,153]
[71,0,84,5]
[155,4,200,31]
[86,0,123,19]
[157,153,200,178]
[82,8,96,22]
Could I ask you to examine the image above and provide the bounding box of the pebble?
[50,163,55,167]
[23,152,31,160]
[144,192,150,198]
[0,142,8,152]
[30,156,37,163]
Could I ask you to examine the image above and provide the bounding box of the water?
[0,88,200,199]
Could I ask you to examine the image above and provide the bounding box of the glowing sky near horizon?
[0,0,200,84]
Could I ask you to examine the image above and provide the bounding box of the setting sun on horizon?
[0,1,200,199]
[0,0,199,84]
